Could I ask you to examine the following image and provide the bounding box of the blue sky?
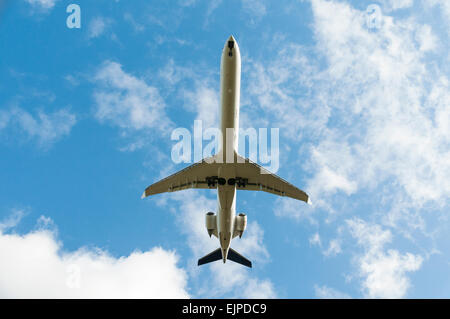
[0,0,449,298]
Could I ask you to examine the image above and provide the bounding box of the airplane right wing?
[233,155,310,204]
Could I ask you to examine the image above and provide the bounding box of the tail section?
[198,247,252,268]
[198,248,222,266]
[228,248,252,268]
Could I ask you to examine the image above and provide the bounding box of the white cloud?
[183,82,219,129]
[0,111,8,129]
[379,0,414,11]
[308,142,358,196]
[93,61,173,133]
[159,59,219,128]
[123,13,145,32]
[178,0,197,6]
[88,17,112,39]
[323,239,342,257]
[0,209,26,232]
[309,232,321,247]
[25,0,57,11]
[314,285,351,299]
[429,0,450,13]
[64,74,80,86]
[307,0,449,207]
[274,198,316,223]
[425,0,450,28]
[245,44,329,139]
[309,232,342,257]
[204,0,223,25]
[0,215,188,298]
[415,24,437,52]
[245,0,449,222]
[158,59,194,86]
[0,106,76,148]
[241,0,267,20]
[347,218,423,298]
[242,278,276,298]
[239,0,448,295]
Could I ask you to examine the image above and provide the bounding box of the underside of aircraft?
[142,36,310,268]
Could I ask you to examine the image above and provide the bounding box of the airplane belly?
[217,185,235,251]
[220,36,241,159]
[217,36,241,252]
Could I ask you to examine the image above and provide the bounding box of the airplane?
[142,35,310,268]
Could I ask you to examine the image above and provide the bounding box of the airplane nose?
[225,35,238,57]
[227,36,235,49]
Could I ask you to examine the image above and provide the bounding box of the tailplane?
[228,248,252,268]
[198,248,252,268]
[198,248,222,266]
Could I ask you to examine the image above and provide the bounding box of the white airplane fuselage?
[142,35,309,268]
[216,36,241,262]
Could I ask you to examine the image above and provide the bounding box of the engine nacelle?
[205,212,217,237]
[233,213,247,238]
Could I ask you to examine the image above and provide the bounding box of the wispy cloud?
[323,238,342,257]
[425,0,450,33]
[241,0,448,296]
[182,82,219,129]
[241,0,267,21]
[347,218,423,298]
[87,16,113,39]
[159,59,219,128]
[245,0,449,220]
[93,60,173,150]
[309,232,342,257]
[123,13,145,32]
[0,209,26,232]
[24,0,57,11]
[379,0,414,11]
[309,232,321,247]
[314,284,351,299]
[301,1,450,244]
[204,0,223,26]
[0,106,76,148]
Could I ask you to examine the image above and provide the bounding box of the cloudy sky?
[0,0,449,298]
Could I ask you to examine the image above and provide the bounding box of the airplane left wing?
[141,156,220,198]
[233,155,310,204]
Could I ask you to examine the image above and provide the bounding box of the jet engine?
[205,212,217,237]
[233,213,247,238]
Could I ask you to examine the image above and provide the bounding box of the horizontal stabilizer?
[228,248,252,268]
[198,248,222,266]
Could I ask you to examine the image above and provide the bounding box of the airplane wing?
[142,154,310,204]
[141,156,220,198]
[233,155,310,204]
